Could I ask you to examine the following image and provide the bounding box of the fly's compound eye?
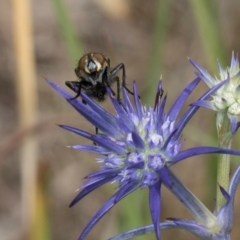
[87,60,97,72]
[85,58,102,74]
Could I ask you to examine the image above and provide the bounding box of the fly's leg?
[65,81,82,100]
[102,67,116,97]
[110,63,139,100]
[81,98,98,145]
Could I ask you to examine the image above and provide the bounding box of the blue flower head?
[47,77,237,240]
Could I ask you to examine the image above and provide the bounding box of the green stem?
[215,112,232,213]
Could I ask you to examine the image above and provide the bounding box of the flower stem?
[216,112,232,213]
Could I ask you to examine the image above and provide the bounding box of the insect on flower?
[47,76,240,240]
[65,52,134,102]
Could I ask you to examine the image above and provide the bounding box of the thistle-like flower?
[190,53,240,133]
[47,78,239,240]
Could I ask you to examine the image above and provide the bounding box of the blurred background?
[1,0,240,239]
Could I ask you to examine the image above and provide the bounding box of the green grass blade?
[190,0,227,69]
[144,0,172,104]
[51,0,82,64]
